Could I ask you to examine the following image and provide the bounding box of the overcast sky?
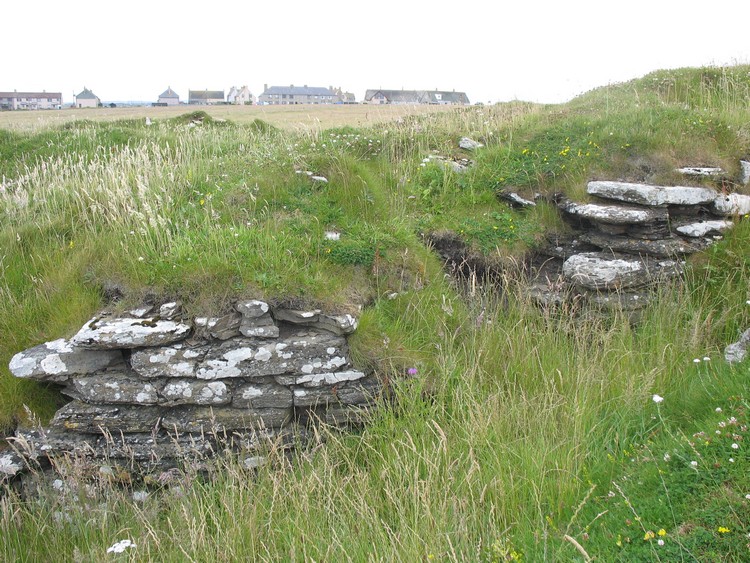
[3,0,750,105]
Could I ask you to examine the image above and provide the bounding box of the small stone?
[159,302,181,319]
[740,160,750,185]
[676,166,725,177]
[459,137,483,150]
[499,192,536,208]
[712,193,750,216]
[0,452,24,477]
[725,328,750,364]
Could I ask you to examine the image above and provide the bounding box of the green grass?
[1,64,750,560]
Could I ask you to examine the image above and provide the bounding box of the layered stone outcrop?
[531,176,749,314]
[7,300,382,475]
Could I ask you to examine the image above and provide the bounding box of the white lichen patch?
[0,454,23,476]
[241,386,264,399]
[45,339,74,354]
[296,370,366,387]
[164,381,192,398]
[40,355,67,375]
[254,347,272,362]
[8,354,37,377]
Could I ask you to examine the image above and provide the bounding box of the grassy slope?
[1,66,750,561]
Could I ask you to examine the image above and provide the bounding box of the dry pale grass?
[0,103,460,132]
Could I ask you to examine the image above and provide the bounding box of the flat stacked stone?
[537,177,747,315]
[7,300,383,474]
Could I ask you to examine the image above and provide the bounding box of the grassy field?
[0,103,460,132]
[1,65,750,561]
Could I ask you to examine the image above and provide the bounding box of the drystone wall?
[530,178,750,315]
[6,300,382,476]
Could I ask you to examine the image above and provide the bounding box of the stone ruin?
[3,300,383,479]
[529,178,750,316]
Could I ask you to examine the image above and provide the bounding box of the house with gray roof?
[0,91,62,110]
[75,87,100,108]
[364,89,470,105]
[188,90,225,105]
[258,85,338,105]
[157,87,180,106]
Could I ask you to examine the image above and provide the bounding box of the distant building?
[75,87,100,108]
[364,89,470,105]
[258,84,338,105]
[157,87,180,106]
[0,91,62,110]
[227,85,254,105]
[188,90,225,105]
[331,86,356,104]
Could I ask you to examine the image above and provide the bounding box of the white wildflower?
[690,461,698,467]
[652,394,664,403]
[107,539,136,554]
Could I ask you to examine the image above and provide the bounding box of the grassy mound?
[1,67,750,559]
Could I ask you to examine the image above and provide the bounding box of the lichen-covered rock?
[131,343,210,378]
[9,339,122,383]
[198,313,242,340]
[233,380,293,409]
[725,328,750,364]
[70,372,162,404]
[195,333,348,380]
[72,316,192,349]
[459,137,483,150]
[0,451,25,479]
[558,199,669,225]
[7,299,374,477]
[676,166,724,177]
[236,300,270,318]
[675,220,734,238]
[587,181,718,206]
[562,252,682,290]
[272,309,358,335]
[712,193,750,216]
[161,380,231,406]
[580,232,710,257]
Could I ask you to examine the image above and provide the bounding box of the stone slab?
[562,252,682,291]
[9,339,122,383]
[71,316,192,349]
[675,220,734,238]
[587,181,718,206]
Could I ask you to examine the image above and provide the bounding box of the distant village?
[0,85,471,111]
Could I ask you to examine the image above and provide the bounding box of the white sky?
[3,0,750,105]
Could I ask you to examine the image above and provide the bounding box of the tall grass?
[2,65,750,560]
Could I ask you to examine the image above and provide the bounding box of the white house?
[157,87,180,106]
[227,85,254,105]
[75,87,100,108]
